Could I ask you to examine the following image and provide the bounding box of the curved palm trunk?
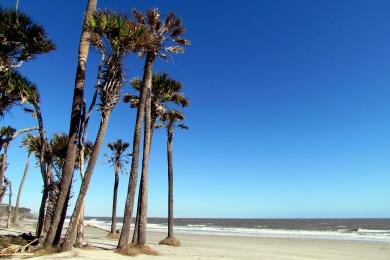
[44,0,97,248]
[12,152,31,224]
[167,131,175,237]
[110,166,119,234]
[33,102,48,238]
[117,52,155,249]
[0,146,8,203]
[61,110,112,252]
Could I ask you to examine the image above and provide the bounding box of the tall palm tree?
[123,73,189,243]
[43,0,95,248]
[158,109,187,246]
[12,135,33,224]
[105,139,130,237]
[60,10,151,252]
[119,8,190,249]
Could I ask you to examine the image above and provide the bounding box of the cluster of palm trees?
[0,0,190,256]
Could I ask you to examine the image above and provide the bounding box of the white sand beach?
[2,226,390,260]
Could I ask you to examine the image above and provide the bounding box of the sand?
[2,226,390,259]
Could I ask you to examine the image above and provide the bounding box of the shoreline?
[2,225,390,259]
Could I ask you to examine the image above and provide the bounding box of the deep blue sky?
[1,0,390,218]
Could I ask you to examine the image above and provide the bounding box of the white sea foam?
[79,218,390,243]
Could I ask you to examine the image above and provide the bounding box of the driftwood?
[0,238,37,257]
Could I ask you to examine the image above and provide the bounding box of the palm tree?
[0,126,37,202]
[43,0,95,248]
[0,126,15,202]
[123,73,189,243]
[158,110,187,246]
[12,135,33,224]
[105,139,130,237]
[60,10,151,252]
[20,79,50,238]
[0,70,40,118]
[0,8,55,72]
[5,177,12,228]
[75,141,93,247]
[119,8,190,249]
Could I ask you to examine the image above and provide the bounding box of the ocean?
[82,217,390,243]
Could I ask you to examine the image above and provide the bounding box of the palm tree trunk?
[36,184,49,237]
[0,146,8,203]
[110,166,119,235]
[117,52,155,249]
[54,180,72,245]
[6,181,12,228]
[75,148,86,247]
[167,131,174,237]
[75,205,85,247]
[131,182,141,243]
[61,110,112,252]
[136,60,153,246]
[132,126,154,244]
[43,162,53,235]
[12,152,31,224]
[44,0,97,248]
[33,102,48,238]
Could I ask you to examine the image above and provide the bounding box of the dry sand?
[2,226,390,259]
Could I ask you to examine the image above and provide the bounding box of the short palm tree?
[105,139,130,237]
[0,126,15,203]
[158,109,187,247]
[12,135,34,224]
[119,8,190,249]
[61,10,151,252]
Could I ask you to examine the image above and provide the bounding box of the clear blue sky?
[2,0,390,218]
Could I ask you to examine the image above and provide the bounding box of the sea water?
[78,217,390,243]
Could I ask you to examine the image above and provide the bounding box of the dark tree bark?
[44,0,97,248]
[33,102,48,238]
[167,130,175,237]
[12,152,31,224]
[53,180,72,245]
[61,110,112,252]
[110,165,119,235]
[43,162,53,235]
[0,146,8,203]
[6,181,12,228]
[117,52,155,249]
